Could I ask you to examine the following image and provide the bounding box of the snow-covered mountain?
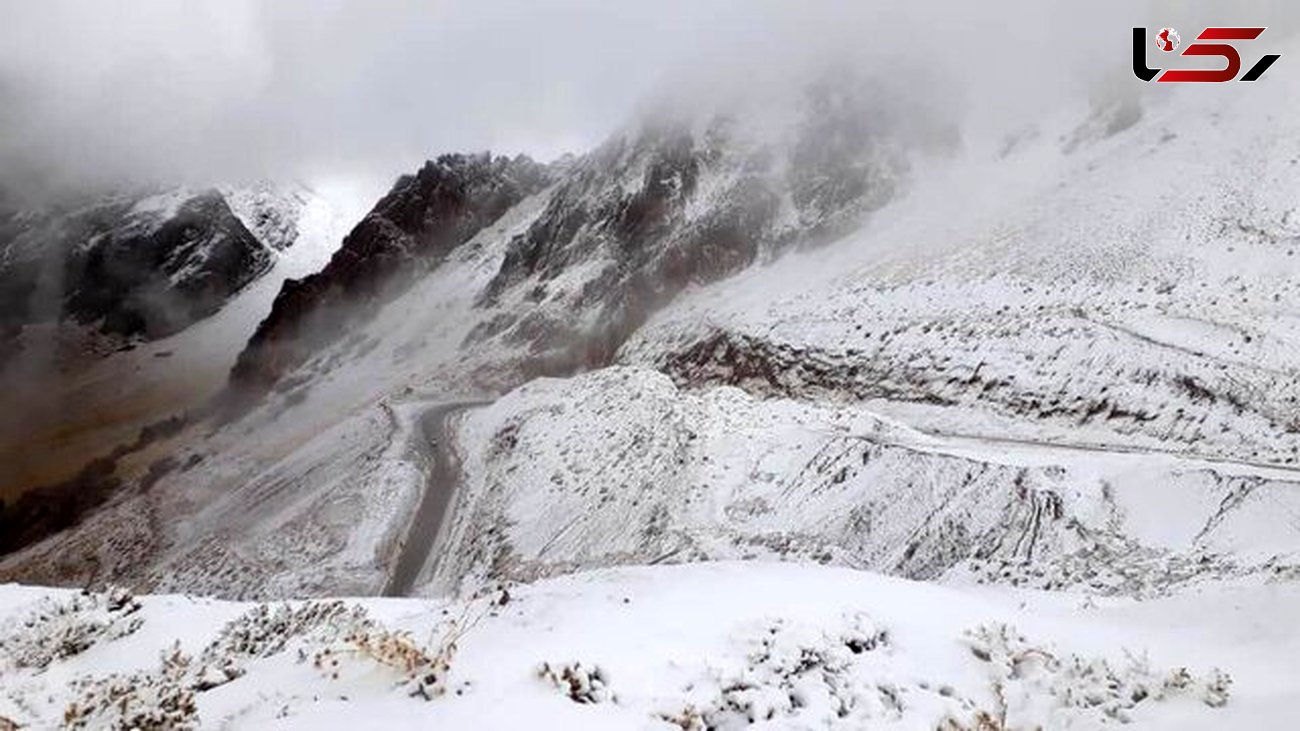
[5,65,1299,598]
[3,56,1300,729]
[0,188,269,351]
[0,183,339,358]
[0,182,352,550]
[230,154,552,395]
[230,74,949,400]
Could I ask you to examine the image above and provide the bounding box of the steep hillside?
[231,154,551,394]
[432,367,1300,598]
[620,83,1300,467]
[467,77,945,374]
[415,75,1300,600]
[231,74,951,399]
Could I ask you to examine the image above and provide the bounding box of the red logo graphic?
[1133,27,1280,82]
[1156,27,1180,52]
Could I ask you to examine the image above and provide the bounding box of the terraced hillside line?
[654,328,1300,468]
[923,427,1300,477]
[383,399,491,597]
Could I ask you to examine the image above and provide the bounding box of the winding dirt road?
[382,399,490,597]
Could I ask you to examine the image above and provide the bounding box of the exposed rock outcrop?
[0,189,272,344]
[468,77,925,375]
[229,153,550,393]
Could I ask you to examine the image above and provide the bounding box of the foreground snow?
[2,562,1294,729]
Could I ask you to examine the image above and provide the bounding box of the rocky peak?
[467,73,940,374]
[0,188,272,346]
[228,153,551,393]
[220,182,311,252]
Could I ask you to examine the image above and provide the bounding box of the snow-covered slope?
[3,562,1290,730]
[431,367,1300,599]
[0,183,353,542]
[620,82,1300,467]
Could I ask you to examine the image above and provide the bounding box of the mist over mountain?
[0,0,1172,197]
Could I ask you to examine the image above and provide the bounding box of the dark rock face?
[229,153,550,392]
[468,78,923,375]
[0,206,25,346]
[471,121,769,372]
[0,190,271,344]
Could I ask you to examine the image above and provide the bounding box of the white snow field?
[2,561,1294,729]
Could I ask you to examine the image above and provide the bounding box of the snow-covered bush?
[960,623,1232,728]
[309,597,487,700]
[56,597,465,728]
[662,612,922,729]
[711,614,897,725]
[63,642,197,730]
[315,625,455,699]
[657,706,708,731]
[200,600,372,662]
[0,586,142,670]
[538,661,613,704]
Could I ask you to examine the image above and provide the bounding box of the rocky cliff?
[229,153,550,392]
[0,189,272,347]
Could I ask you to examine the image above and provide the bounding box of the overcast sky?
[0,0,1293,200]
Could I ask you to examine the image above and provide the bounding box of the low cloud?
[0,0,1295,198]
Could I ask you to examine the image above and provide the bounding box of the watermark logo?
[1155,28,1181,52]
[1133,27,1280,82]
